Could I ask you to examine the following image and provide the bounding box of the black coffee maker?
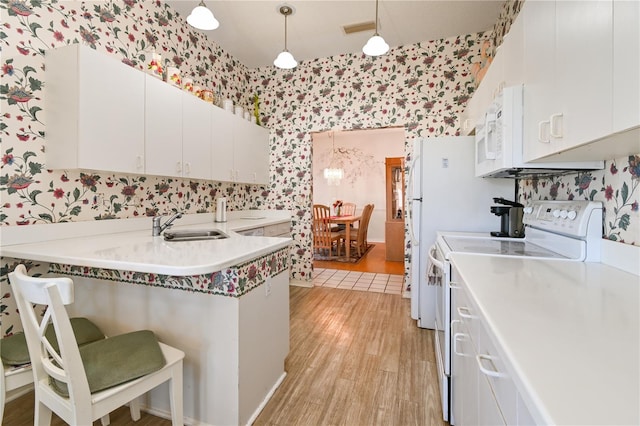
[490,197,525,238]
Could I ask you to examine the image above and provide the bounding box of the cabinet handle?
[184,162,191,175]
[136,155,144,170]
[483,112,497,160]
[550,113,563,138]
[176,161,182,173]
[451,319,461,334]
[453,332,468,356]
[477,354,506,378]
[449,282,461,290]
[538,120,550,143]
[457,306,476,319]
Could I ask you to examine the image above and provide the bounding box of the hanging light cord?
[374,0,380,35]
[284,7,290,52]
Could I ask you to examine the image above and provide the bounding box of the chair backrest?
[312,204,334,250]
[313,204,330,221]
[357,204,375,248]
[8,265,92,409]
[342,202,356,216]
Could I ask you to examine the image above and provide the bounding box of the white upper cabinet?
[144,75,182,177]
[212,110,269,185]
[46,44,145,174]
[182,94,212,180]
[144,76,212,180]
[613,0,640,133]
[234,117,269,185]
[523,0,613,162]
[211,106,235,182]
[46,45,268,183]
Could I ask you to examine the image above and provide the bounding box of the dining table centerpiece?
[332,199,343,216]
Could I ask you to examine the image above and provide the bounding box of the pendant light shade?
[274,5,297,69]
[324,132,344,186]
[187,0,219,31]
[362,0,389,56]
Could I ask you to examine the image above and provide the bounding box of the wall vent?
[342,21,376,34]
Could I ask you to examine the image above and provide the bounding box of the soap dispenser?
[215,197,227,223]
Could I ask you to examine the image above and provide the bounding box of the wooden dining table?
[328,214,362,259]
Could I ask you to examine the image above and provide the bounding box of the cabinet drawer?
[477,319,517,425]
[264,222,290,237]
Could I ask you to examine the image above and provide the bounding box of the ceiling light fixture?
[187,0,219,31]
[274,5,297,69]
[324,131,344,186]
[362,0,389,56]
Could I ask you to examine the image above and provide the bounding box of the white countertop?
[1,211,292,275]
[450,253,639,426]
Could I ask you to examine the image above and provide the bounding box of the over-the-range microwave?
[474,84,603,178]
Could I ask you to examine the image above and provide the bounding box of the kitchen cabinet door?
[144,75,183,177]
[613,0,640,133]
[501,11,524,89]
[524,0,613,162]
[242,122,269,185]
[522,0,557,161]
[233,118,269,185]
[46,44,145,174]
[182,94,212,180]
[554,0,612,150]
[211,106,235,182]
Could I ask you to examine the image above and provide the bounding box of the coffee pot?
[490,197,524,238]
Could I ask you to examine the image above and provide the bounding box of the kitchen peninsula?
[1,210,292,426]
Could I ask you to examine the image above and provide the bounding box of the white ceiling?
[165,1,504,69]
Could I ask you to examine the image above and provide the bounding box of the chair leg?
[129,396,141,421]
[170,362,184,426]
[100,414,111,425]
[1,371,5,425]
[35,400,53,426]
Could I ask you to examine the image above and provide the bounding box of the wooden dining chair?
[313,204,342,257]
[8,264,185,426]
[340,204,375,257]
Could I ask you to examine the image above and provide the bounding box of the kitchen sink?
[163,229,229,241]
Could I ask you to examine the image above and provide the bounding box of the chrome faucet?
[152,212,183,236]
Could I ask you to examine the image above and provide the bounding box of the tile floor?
[312,268,404,295]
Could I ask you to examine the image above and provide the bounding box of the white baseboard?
[289,279,313,288]
[245,372,287,426]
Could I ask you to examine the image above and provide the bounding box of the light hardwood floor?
[3,287,445,426]
[313,243,404,275]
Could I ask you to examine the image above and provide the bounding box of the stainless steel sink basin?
[163,229,229,241]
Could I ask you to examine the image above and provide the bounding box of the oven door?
[428,243,451,421]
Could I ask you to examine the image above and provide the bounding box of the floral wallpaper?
[520,157,640,245]
[1,0,637,338]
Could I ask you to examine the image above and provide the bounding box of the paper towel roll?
[215,197,227,222]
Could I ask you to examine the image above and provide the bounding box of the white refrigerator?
[408,137,513,329]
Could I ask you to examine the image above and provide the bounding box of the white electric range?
[428,200,603,422]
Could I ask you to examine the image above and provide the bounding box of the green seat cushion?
[50,330,167,397]
[1,317,105,366]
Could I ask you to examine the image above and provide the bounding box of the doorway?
[311,127,405,276]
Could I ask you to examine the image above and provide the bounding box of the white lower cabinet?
[451,265,535,425]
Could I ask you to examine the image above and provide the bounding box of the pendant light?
[274,5,298,69]
[362,0,389,56]
[324,131,344,186]
[187,0,219,31]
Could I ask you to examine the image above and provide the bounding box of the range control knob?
[524,206,533,214]
[560,210,568,219]
[553,209,561,218]
[567,210,577,220]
